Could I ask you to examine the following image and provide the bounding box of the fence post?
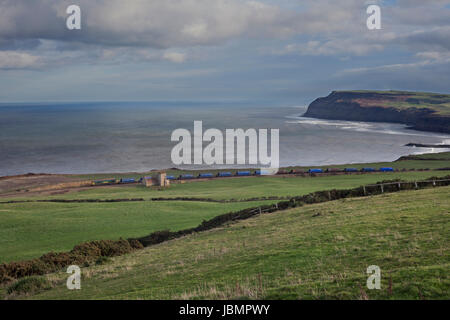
[398,182,401,190]
[415,181,418,189]
[259,207,262,214]
[433,180,436,187]
[380,184,384,193]
[363,186,366,196]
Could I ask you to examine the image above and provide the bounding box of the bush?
[7,276,51,295]
[95,256,111,265]
[0,239,142,284]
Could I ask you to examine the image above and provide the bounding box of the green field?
[1,152,449,299]
[1,170,449,264]
[8,186,449,300]
[67,153,450,182]
[4,170,450,202]
[0,200,276,263]
[337,90,450,115]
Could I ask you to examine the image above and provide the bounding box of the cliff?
[304,91,450,134]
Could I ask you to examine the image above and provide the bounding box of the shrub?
[7,276,51,295]
[95,256,111,265]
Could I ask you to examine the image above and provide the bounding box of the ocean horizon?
[1,101,450,177]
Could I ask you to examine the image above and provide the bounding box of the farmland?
[0,152,449,299]
[1,170,450,264]
[4,185,449,300]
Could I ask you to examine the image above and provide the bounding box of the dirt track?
[0,174,84,197]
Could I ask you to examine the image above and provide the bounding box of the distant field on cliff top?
[11,186,450,300]
[60,151,450,182]
[1,169,449,263]
[336,90,450,115]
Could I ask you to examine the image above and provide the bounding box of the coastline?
[304,90,450,134]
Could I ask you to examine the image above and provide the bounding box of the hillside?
[304,91,450,133]
[7,186,449,300]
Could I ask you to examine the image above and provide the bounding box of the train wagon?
[236,171,251,176]
[198,173,214,178]
[217,172,232,177]
[326,168,341,173]
[361,167,376,172]
[344,168,358,173]
[380,167,394,172]
[308,169,323,173]
[179,174,195,179]
[91,179,119,186]
[166,175,176,180]
[120,178,136,184]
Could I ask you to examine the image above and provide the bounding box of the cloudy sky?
[0,0,449,104]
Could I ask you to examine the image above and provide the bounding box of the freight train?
[90,166,394,186]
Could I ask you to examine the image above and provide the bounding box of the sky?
[0,0,449,105]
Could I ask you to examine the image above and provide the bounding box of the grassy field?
[337,90,450,115]
[1,152,448,299]
[67,153,450,181]
[7,186,449,300]
[0,200,276,264]
[3,170,450,202]
[1,170,449,264]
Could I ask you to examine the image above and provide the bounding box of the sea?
[1,101,449,176]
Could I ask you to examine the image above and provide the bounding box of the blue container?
[166,175,176,180]
[344,168,358,172]
[179,174,194,179]
[120,178,135,184]
[217,172,232,177]
[361,167,376,172]
[308,169,323,173]
[236,171,251,176]
[254,170,261,175]
[380,167,394,172]
[198,173,213,178]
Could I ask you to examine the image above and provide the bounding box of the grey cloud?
[0,0,368,50]
[0,51,42,69]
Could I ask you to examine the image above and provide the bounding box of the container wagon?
[198,173,214,178]
[344,168,358,173]
[217,172,232,177]
[236,171,251,176]
[179,174,195,179]
[326,168,341,173]
[379,167,394,172]
[308,169,323,173]
[91,179,119,186]
[361,167,376,172]
[120,178,136,184]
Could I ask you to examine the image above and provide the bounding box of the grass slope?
[337,90,450,115]
[0,200,275,263]
[1,171,449,263]
[3,170,450,202]
[12,186,449,300]
[67,152,450,181]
